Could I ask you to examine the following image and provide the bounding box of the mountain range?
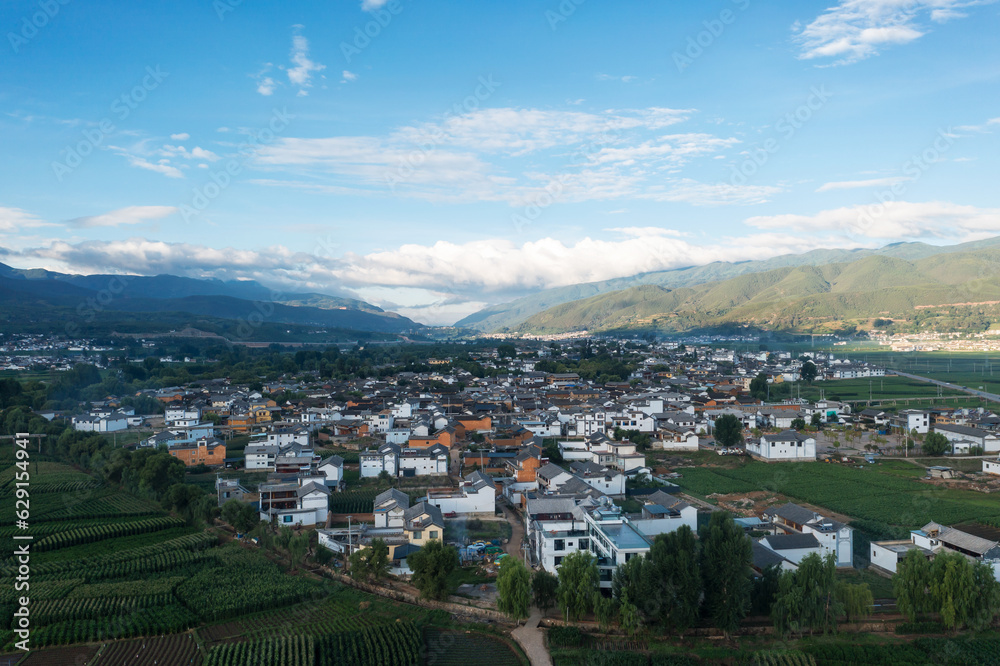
[511,246,1000,335]
[457,237,1000,334]
[0,263,420,336]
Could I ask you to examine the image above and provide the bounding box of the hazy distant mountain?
[0,263,419,334]
[512,247,1000,335]
[456,236,1000,332]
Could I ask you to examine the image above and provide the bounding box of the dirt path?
[500,501,525,560]
[511,607,552,666]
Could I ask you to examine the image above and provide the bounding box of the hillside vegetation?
[458,236,1000,331]
[514,248,1000,335]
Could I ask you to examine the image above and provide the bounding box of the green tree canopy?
[771,553,843,637]
[749,373,769,401]
[713,414,743,448]
[409,539,458,601]
[800,361,818,383]
[556,551,599,622]
[497,556,531,621]
[349,538,390,582]
[699,512,752,636]
[532,570,559,614]
[922,432,950,456]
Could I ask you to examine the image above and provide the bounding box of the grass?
[672,458,1000,530]
[447,566,497,594]
[836,567,896,600]
[797,376,964,403]
[444,518,511,543]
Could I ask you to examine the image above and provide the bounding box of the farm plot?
[96,633,202,666]
[424,629,526,666]
[673,460,1000,529]
[328,488,422,514]
[14,644,100,666]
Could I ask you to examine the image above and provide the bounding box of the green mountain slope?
[513,248,1000,335]
[457,236,1000,331]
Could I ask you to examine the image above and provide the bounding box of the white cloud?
[114,152,184,179]
[0,206,51,232]
[252,107,745,206]
[746,200,1000,240]
[342,70,358,82]
[816,176,911,191]
[11,231,863,325]
[67,206,178,228]
[257,77,276,96]
[794,0,996,65]
[361,0,389,9]
[596,74,637,82]
[160,144,221,162]
[287,31,325,94]
[170,133,190,141]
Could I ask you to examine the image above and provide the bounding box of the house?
[317,455,344,490]
[72,410,129,433]
[425,470,496,516]
[933,424,1000,453]
[536,463,575,493]
[746,431,817,461]
[167,437,227,467]
[890,410,930,435]
[245,444,280,470]
[875,522,1000,580]
[403,502,445,546]
[984,459,1000,476]
[751,540,797,573]
[762,502,853,567]
[259,477,330,527]
[759,533,825,564]
[568,461,625,496]
[373,488,409,528]
[216,477,249,506]
[398,444,449,477]
[360,443,400,478]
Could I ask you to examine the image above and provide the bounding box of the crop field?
[328,487,423,514]
[673,459,1000,529]
[424,629,527,666]
[97,633,202,665]
[797,375,963,403]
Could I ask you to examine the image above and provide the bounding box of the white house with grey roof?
[933,424,1000,453]
[762,502,853,567]
[425,470,496,516]
[874,522,1000,580]
[746,430,816,461]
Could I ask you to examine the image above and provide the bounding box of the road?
[893,370,1000,404]
[511,607,553,666]
[499,501,526,560]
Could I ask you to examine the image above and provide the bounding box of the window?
[554,539,565,551]
[579,539,589,551]
[413,530,422,540]
[554,556,563,566]
[283,516,293,523]
[429,531,438,540]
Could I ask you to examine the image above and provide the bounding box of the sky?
[2,0,1000,325]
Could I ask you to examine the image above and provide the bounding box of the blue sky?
[2,0,1000,324]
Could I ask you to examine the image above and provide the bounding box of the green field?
[829,351,1000,397]
[672,459,1000,530]
[797,375,965,403]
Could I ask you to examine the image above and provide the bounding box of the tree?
[750,564,781,616]
[532,570,558,614]
[409,539,458,601]
[713,414,743,448]
[275,526,293,550]
[800,361,818,383]
[811,412,823,429]
[288,533,309,570]
[749,373,769,401]
[699,512,752,636]
[349,538,390,582]
[497,343,517,359]
[771,553,843,637]
[619,594,641,636]
[837,582,874,623]
[593,594,619,633]
[639,525,701,633]
[497,557,531,622]
[790,417,807,431]
[894,549,933,621]
[234,503,260,534]
[556,551,599,622]
[922,432,950,456]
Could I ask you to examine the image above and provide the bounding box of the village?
[57,339,1000,595]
